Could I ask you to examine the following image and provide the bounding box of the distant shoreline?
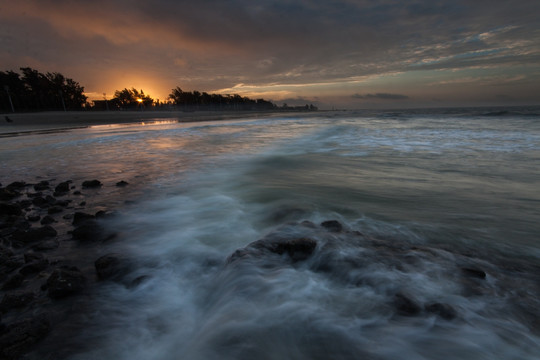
[0,110,297,135]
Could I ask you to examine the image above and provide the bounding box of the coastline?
[0,110,287,136]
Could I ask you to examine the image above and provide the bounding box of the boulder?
[0,203,22,217]
[72,212,95,226]
[321,220,343,232]
[425,302,457,320]
[12,226,57,244]
[116,180,129,187]
[230,237,317,263]
[46,266,86,299]
[393,293,422,316]
[33,181,50,191]
[54,181,71,194]
[95,254,131,280]
[0,292,35,312]
[82,180,102,188]
[0,314,50,359]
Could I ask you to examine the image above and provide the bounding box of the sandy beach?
[0,110,277,135]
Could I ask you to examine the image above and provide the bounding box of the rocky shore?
[0,178,128,359]
[2,177,540,358]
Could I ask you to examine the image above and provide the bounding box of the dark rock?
[24,252,44,263]
[425,302,457,320]
[461,267,486,279]
[32,239,59,251]
[62,213,73,220]
[46,266,86,298]
[0,314,50,359]
[6,181,26,190]
[321,220,343,232]
[231,237,318,263]
[95,254,131,280]
[1,273,24,290]
[394,293,422,316]
[72,220,102,241]
[47,206,63,215]
[55,199,70,207]
[31,196,48,208]
[0,203,22,217]
[33,181,50,191]
[45,195,57,205]
[54,181,71,194]
[40,215,55,225]
[0,245,14,262]
[1,256,24,274]
[0,187,21,201]
[73,190,82,195]
[82,180,102,188]
[12,226,57,244]
[128,275,150,288]
[0,292,35,312]
[19,259,48,275]
[27,215,41,222]
[79,201,86,206]
[72,212,95,225]
[116,180,129,187]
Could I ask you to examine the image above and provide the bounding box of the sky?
[1,0,539,109]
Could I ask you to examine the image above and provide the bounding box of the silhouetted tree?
[112,88,153,109]
[0,67,87,112]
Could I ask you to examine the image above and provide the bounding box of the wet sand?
[0,110,277,135]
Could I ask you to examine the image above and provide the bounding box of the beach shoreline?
[0,110,286,135]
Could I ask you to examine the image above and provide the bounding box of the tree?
[0,67,87,111]
[112,88,153,109]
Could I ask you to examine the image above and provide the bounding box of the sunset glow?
[1,0,539,108]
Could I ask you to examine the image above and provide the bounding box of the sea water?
[2,107,540,359]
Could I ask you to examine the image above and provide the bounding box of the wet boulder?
[229,236,317,263]
[71,220,103,241]
[393,293,422,316]
[0,291,35,312]
[116,180,129,187]
[11,225,57,244]
[0,314,50,359]
[321,220,343,232]
[54,181,71,195]
[425,302,457,320]
[95,253,131,280]
[33,181,50,191]
[46,266,86,299]
[72,211,95,225]
[82,180,102,188]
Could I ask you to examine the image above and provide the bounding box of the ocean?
[2,107,540,359]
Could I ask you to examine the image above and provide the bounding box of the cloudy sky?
[1,0,539,109]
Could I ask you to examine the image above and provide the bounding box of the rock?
[1,273,24,291]
[0,291,35,312]
[33,181,50,191]
[230,237,317,263]
[95,254,131,280]
[321,220,343,232]
[24,252,45,263]
[461,267,486,279]
[394,293,422,316]
[31,196,48,208]
[0,203,23,217]
[12,225,57,244]
[54,181,71,194]
[47,206,63,215]
[40,215,55,225]
[82,180,102,188]
[425,302,457,320]
[27,215,41,222]
[73,190,82,195]
[72,212,95,225]
[32,239,59,251]
[0,246,14,263]
[116,180,129,187]
[46,266,86,298]
[72,220,103,241]
[0,187,21,201]
[0,314,50,359]
[19,259,48,275]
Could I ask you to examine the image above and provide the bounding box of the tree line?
[1,68,87,112]
[1,67,317,113]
